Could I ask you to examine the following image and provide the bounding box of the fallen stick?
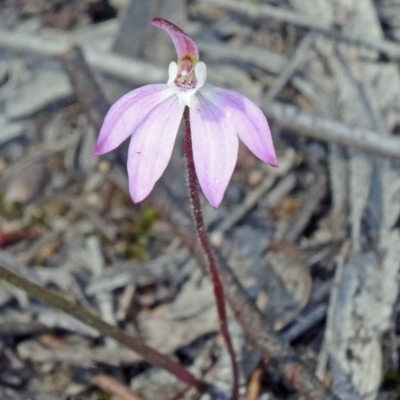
[0,262,205,392]
[0,29,165,84]
[198,0,400,60]
[2,29,398,159]
[91,374,144,400]
[60,46,110,133]
[264,101,400,159]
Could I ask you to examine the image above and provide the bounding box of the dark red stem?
[0,229,41,248]
[183,108,239,400]
[0,265,205,393]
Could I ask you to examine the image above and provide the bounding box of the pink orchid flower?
[93,18,277,208]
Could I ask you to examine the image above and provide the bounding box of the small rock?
[4,162,49,204]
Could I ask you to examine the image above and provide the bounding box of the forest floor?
[1,0,400,399]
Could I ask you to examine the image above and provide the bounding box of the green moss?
[121,206,158,260]
[96,392,112,400]
[27,199,69,230]
[382,371,400,391]
[42,199,69,218]
[132,206,158,238]
[0,191,24,218]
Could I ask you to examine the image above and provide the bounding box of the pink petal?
[199,87,278,167]
[190,93,239,208]
[152,18,199,59]
[93,84,173,155]
[128,95,184,203]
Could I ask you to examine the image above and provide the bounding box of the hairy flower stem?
[0,264,205,392]
[183,107,239,400]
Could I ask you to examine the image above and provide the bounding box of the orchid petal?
[195,62,207,87]
[167,62,207,107]
[93,84,173,155]
[199,87,278,167]
[190,93,239,208]
[128,95,184,203]
[152,18,199,59]
[167,62,178,86]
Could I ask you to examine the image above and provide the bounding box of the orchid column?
[93,18,277,400]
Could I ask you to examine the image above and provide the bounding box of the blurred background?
[1,0,400,399]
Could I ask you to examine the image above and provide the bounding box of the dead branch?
[0,29,165,84]
[59,46,109,133]
[265,33,315,102]
[198,0,400,60]
[2,29,400,159]
[91,374,144,400]
[196,41,286,74]
[264,101,400,159]
[0,259,206,392]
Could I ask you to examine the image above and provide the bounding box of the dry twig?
[60,45,110,133]
[198,0,400,60]
[91,374,144,400]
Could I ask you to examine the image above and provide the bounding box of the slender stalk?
[183,107,239,400]
[0,264,205,393]
[154,191,339,400]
